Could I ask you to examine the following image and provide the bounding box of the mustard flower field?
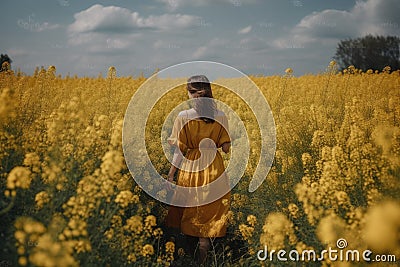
[0,63,399,266]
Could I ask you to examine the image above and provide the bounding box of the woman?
[165,75,231,264]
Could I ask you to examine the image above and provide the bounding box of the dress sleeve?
[217,114,231,148]
[167,115,188,154]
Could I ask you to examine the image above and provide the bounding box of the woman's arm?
[167,146,183,182]
[167,165,178,182]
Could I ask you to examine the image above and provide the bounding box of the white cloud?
[272,0,400,49]
[238,25,252,34]
[157,0,258,11]
[143,14,201,30]
[67,4,202,51]
[352,0,400,36]
[68,4,200,35]
[68,5,140,34]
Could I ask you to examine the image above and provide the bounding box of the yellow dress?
[165,108,231,238]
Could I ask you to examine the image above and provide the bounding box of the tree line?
[334,35,399,71]
[0,54,12,72]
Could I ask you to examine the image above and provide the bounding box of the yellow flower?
[288,203,299,218]
[127,253,136,263]
[108,66,116,73]
[316,213,346,246]
[178,247,185,256]
[20,219,46,234]
[165,241,175,253]
[246,215,257,227]
[141,244,154,257]
[285,68,293,75]
[18,256,28,266]
[335,191,349,206]
[47,65,56,73]
[108,66,117,78]
[23,152,41,173]
[125,215,143,234]
[363,201,400,254]
[101,150,124,176]
[7,166,32,189]
[104,229,113,240]
[115,190,136,208]
[145,215,157,227]
[17,246,25,255]
[260,212,297,250]
[14,230,25,243]
[153,228,163,237]
[35,191,51,209]
[382,66,391,73]
[239,224,254,241]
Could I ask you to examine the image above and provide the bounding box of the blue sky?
[1,0,399,77]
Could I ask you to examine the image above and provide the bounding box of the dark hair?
[187,75,216,123]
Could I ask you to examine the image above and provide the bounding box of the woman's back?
[176,108,229,150]
[165,75,231,264]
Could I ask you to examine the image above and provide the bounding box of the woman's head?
[187,75,213,98]
[187,75,215,123]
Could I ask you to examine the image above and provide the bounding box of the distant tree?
[0,54,12,71]
[334,35,400,71]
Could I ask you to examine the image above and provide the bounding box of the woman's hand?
[165,175,176,191]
